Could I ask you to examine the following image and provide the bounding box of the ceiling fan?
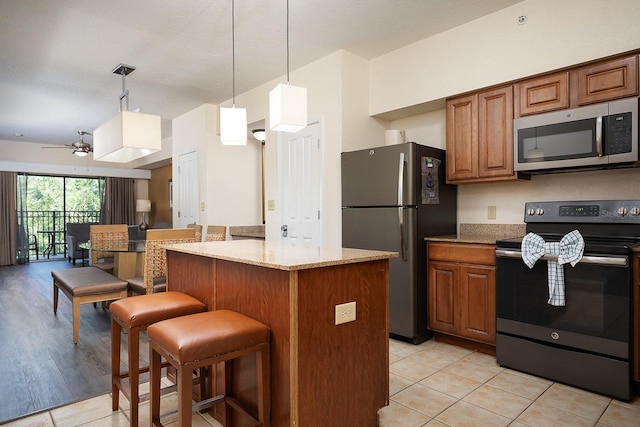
[43,131,93,157]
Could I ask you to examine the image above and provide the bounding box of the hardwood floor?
[0,259,144,423]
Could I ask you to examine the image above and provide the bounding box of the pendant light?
[220,0,247,145]
[269,0,307,133]
[93,64,161,162]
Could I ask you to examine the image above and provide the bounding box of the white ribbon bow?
[521,230,585,306]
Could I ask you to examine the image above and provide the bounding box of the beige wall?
[172,103,262,231]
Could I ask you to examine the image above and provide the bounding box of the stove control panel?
[524,200,640,223]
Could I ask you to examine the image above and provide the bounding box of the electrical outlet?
[488,205,497,220]
[335,301,356,325]
[268,200,275,211]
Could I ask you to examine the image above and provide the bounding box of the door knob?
[281,225,288,237]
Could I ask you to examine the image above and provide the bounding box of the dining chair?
[127,228,196,295]
[187,223,203,242]
[89,224,128,274]
[204,225,227,241]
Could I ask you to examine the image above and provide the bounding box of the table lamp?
[136,199,151,231]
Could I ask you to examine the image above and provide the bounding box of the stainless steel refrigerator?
[341,142,457,344]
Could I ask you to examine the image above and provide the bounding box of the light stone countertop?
[165,239,398,271]
[424,223,526,245]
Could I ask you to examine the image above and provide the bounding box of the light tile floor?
[3,339,640,426]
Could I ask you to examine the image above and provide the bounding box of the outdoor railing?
[23,210,101,259]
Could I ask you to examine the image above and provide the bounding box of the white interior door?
[278,121,322,246]
[177,150,198,228]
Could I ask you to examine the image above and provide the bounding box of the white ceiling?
[0,0,522,147]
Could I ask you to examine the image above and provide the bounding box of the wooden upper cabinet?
[446,94,478,182]
[514,72,569,117]
[478,86,514,179]
[446,86,517,183]
[570,55,638,106]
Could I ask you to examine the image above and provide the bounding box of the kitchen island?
[165,240,397,427]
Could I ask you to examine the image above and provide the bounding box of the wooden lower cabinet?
[427,242,496,345]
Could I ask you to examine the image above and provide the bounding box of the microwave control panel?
[607,111,633,155]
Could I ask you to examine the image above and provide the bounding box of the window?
[17,174,105,259]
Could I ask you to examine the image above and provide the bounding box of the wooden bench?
[52,267,129,344]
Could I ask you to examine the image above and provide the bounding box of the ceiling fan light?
[220,106,247,145]
[73,149,88,157]
[269,83,307,133]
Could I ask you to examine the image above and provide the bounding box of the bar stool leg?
[257,344,271,427]
[224,361,233,424]
[128,326,141,426]
[178,365,193,427]
[111,318,121,412]
[150,346,162,426]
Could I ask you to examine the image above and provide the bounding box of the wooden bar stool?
[110,292,206,427]
[148,310,271,427]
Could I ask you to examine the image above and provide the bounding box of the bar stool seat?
[148,310,271,427]
[110,292,206,427]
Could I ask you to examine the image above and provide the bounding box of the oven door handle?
[495,249,628,267]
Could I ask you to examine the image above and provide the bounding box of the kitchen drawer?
[427,242,495,265]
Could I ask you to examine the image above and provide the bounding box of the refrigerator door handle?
[398,152,406,260]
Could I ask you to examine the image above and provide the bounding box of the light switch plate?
[488,205,497,220]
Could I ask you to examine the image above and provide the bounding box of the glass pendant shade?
[93,110,161,162]
[220,106,247,145]
[269,83,307,133]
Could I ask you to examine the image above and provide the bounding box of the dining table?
[80,240,146,279]
[38,230,63,259]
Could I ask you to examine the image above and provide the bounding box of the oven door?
[495,249,630,359]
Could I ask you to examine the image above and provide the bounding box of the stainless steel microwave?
[514,98,638,173]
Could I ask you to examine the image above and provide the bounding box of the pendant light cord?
[232,0,236,107]
[286,0,290,84]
